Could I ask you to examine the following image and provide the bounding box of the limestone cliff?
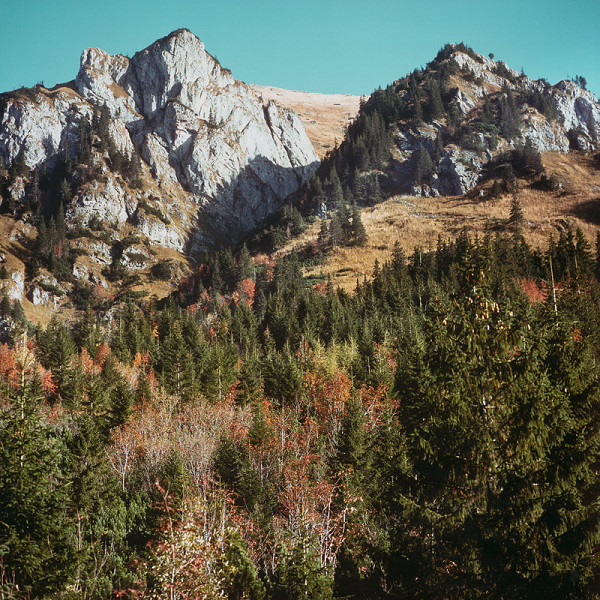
[0,29,319,253]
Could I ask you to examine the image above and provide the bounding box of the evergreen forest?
[1,224,600,599]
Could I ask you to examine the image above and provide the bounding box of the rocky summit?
[0,29,318,253]
[306,43,600,206]
[389,47,600,196]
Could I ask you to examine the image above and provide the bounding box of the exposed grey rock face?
[67,175,136,228]
[433,147,484,196]
[444,49,600,150]
[552,80,600,139]
[522,114,569,153]
[0,86,92,171]
[6,271,24,302]
[0,29,319,252]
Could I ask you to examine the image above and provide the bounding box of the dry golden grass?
[254,85,362,158]
[280,152,600,292]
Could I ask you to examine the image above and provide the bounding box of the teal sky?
[1,0,599,97]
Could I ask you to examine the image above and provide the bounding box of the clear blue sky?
[1,0,599,97]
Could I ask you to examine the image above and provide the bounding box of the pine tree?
[0,366,77,596]
[413,143,434,185]
[509,191,524,232]
[391,262,600,598]
[351,203,367,246]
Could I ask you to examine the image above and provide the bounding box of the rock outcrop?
[382,45,600,197]
[0,29,319,253]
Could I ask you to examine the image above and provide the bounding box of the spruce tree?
[509,191,524,232]
[97,104,110,153]
[128,150,143,188]
[318,217,330,250]
[0,370,77,596]
[237,243,253,282]
[329,212,343,249]
[76,115,92,164]
[413,144,434,186]
[428,79,445,121]
[409,76,423,125]
[59,178,72,206]
[482,94,495,125]
[338,202,352,244]
[391,260,600,598]
[27,168,41,212]
[351,203,367,246]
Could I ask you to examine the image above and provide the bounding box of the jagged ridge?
[0,29,318,255]
[304,42,600,206]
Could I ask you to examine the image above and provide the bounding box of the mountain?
[1,38,600,321]
[304,42,600,208]
[0,29,318,254]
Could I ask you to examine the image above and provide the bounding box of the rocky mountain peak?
[306,42,599,208]
[0,30,319,258]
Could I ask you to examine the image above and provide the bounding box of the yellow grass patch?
[279,152,600,292]
[254,85,362,158]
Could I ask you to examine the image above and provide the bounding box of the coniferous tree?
[59,178,72,206]
[270,541,333,600]
[432,132,444,166]
[490,179,503,198]
[63,134,73,176]
[352,169,367,205]
[509,191,524,232]
[237,243,253,282]
[482,94,495,125]
[413,143,434,185]
[27,168,41,213]
[428,79,445,121]
[128,150,143,188]
[0,371,77,596]
[391,260,600,599]
[97,104,110,153]
[338,202,352,244]
[409,75,423,125]
[76,115,92,164]
[328,166,345,208]
[351,202,367,246]
[499,84,522,139]
[329,212,343,249]
[318,217,330,250]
